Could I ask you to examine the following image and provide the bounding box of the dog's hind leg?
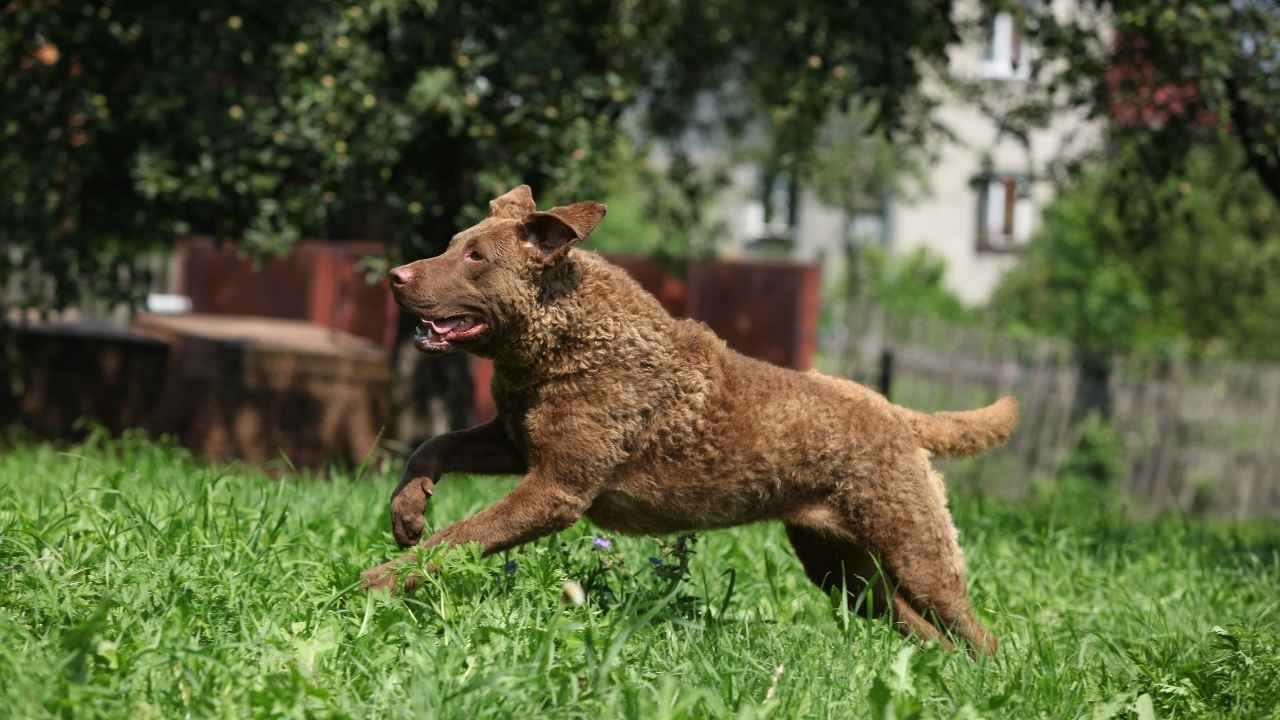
[872,529,995,657]
[784,523,949,647]
[847,456,998,656]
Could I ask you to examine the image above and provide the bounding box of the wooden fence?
[819,303,1280,518]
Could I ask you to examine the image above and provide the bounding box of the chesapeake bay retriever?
[361,185,1018,655]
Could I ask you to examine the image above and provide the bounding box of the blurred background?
[3,0,1279,515]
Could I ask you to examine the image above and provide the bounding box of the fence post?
[878,348,894,399]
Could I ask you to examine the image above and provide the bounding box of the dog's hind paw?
[360,563,399,592]
[360,557,423,594]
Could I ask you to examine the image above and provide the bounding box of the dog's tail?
[900,396,1019,457]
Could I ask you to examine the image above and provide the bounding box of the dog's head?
[388,185,606,356]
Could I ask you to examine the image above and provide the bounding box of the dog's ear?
[521,201,607,264]
[489,185,536,219]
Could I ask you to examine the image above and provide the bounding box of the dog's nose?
[388,265,412,288]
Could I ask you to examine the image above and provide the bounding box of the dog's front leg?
[424,477,588,553]
[363,471,592,592]
[389,418,527,547]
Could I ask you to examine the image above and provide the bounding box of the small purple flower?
[592,537,613,550]
[504,559,518,575]
[649,556,663,567]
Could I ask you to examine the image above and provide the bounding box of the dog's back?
[573,252,1016,461]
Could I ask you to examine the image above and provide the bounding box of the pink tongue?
[429,317,465,334]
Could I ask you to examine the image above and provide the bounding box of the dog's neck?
[490,252,668,387]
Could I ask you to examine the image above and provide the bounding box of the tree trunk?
[1071,349,1113,421]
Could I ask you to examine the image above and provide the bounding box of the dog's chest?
[586,487,692,535]
[586,458,762,534]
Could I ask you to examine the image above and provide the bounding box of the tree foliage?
[830,246,976,327]
[991,136,1280,362]
[809,105,931,221]
[583,141,729,259]
[2,1,643,308]
[1,0,963,312]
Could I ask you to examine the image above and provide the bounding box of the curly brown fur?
[363,185,1016,656]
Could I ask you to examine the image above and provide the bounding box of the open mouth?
[413,315,489,353]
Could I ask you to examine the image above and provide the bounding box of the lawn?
[1,431,1277,719]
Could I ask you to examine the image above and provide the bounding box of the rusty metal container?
[175,237,398,349]
[132,313,392,468]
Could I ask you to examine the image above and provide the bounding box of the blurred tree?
[810,106,930,226]
[808,104,934,307]
[1,1,636,309]
[828,245,975,327]
[1,0,963,311]
[583,139,729,260]
[657,2,959,234]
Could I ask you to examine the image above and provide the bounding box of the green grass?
[2,431,1278,719]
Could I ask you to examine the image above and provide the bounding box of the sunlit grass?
[1,431,1277,718]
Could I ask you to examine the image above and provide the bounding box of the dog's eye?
[465,249,484,262]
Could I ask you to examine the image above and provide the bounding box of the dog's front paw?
[391,507,425,548]
[389,477,435,548]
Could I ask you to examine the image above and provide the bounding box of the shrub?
[992,137,1280,363]
[828,245,975,325]
[1056,411,1126,488]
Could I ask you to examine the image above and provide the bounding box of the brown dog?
[361,185,1017,655]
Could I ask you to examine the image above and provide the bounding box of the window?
[763,172,797,230]
[976,175,1033,252]
[741,169,795,251]
[981,11,1029,80]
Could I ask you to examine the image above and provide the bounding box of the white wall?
[889,0,1098,303]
